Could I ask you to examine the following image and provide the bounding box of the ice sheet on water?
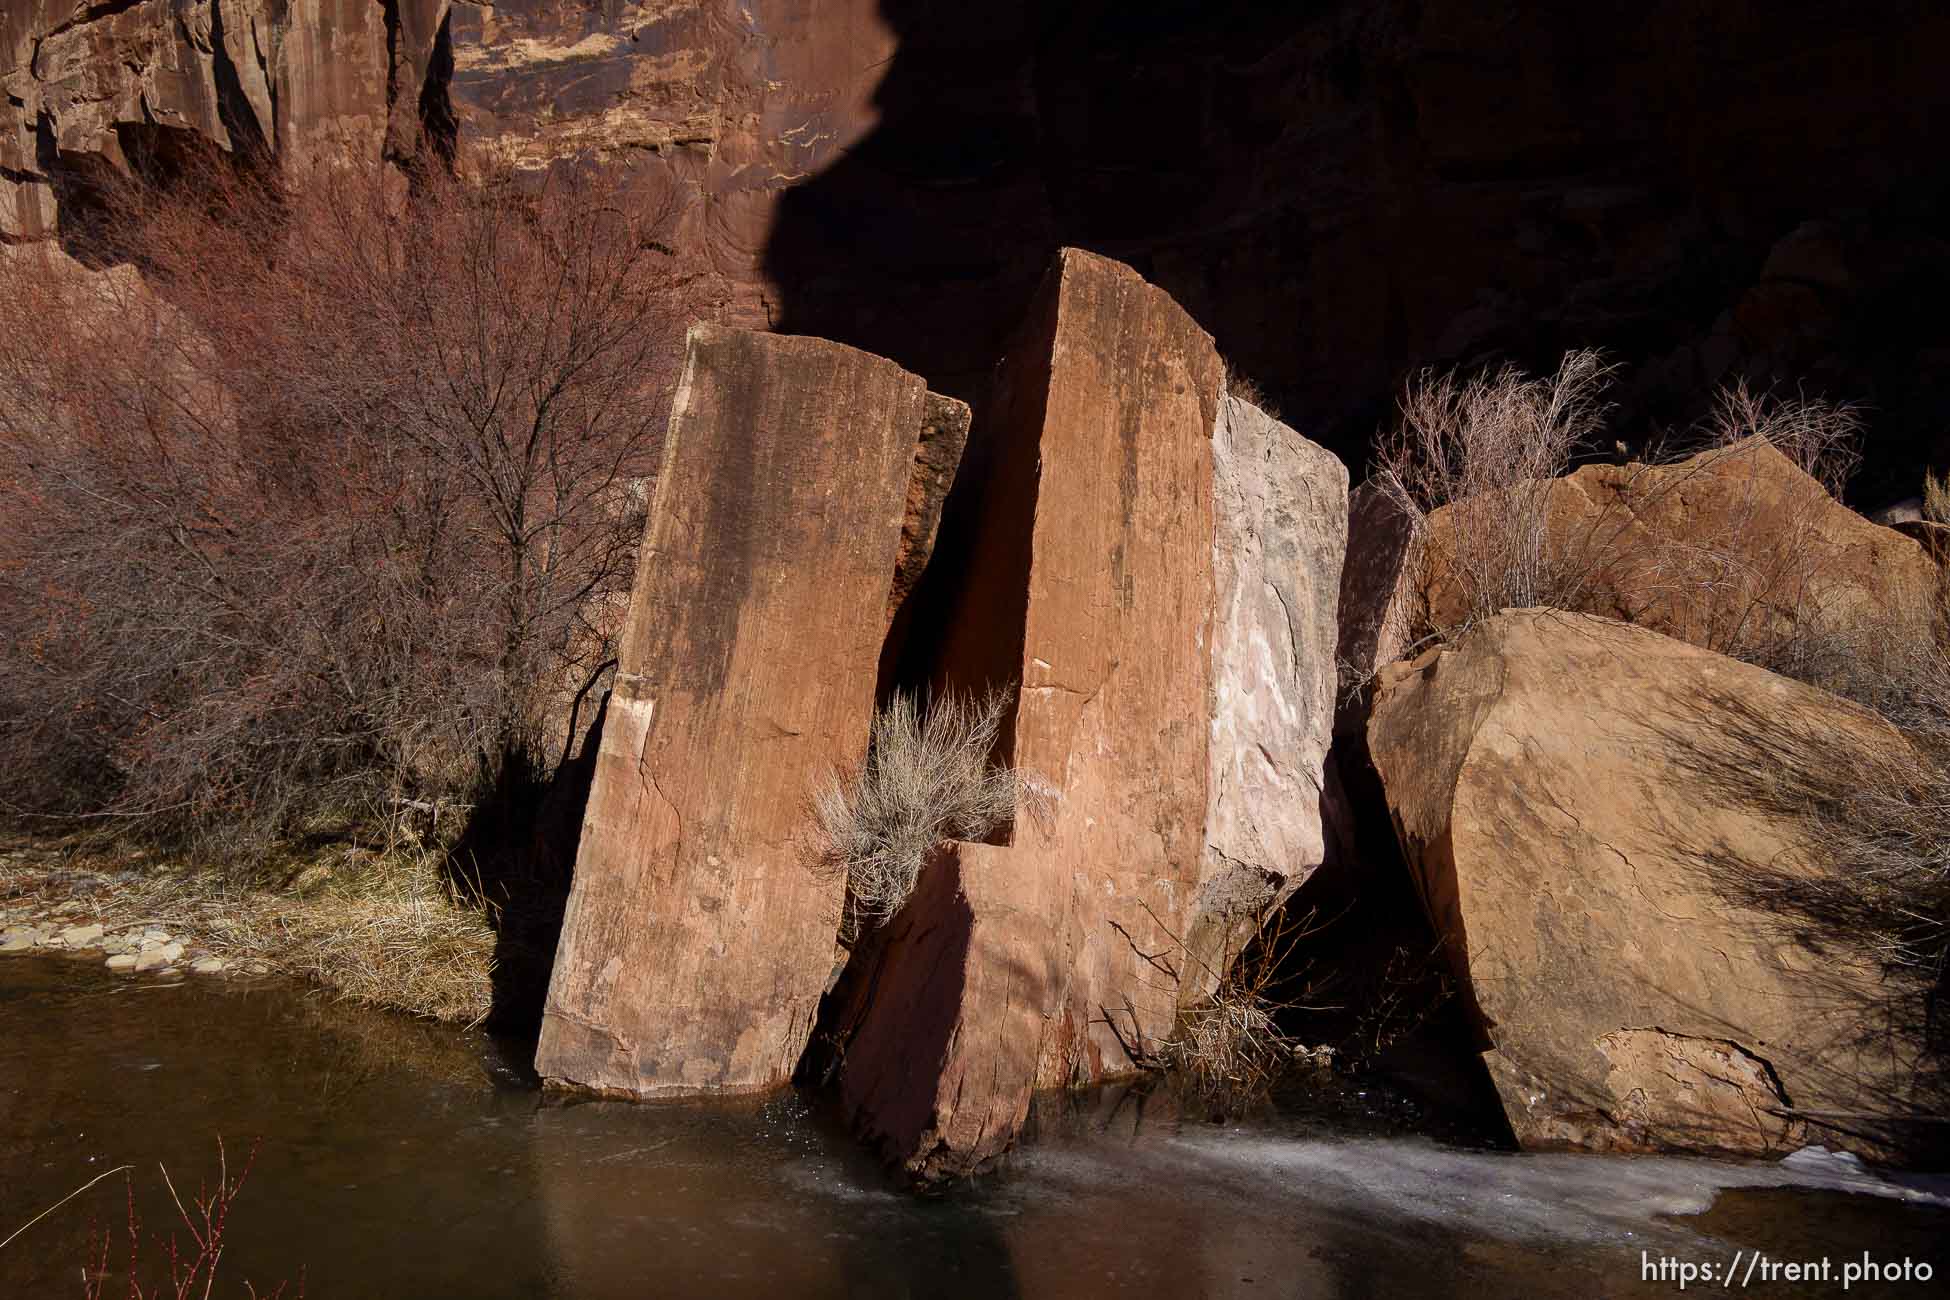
[1776,1143,1950,1203]
[1003,1131,1950,1252]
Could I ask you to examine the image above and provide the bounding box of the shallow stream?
[3,955,1945,1297]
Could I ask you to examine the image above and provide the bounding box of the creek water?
[3,953,1946,1298]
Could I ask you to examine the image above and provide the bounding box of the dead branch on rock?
[1105,900,1334,1116]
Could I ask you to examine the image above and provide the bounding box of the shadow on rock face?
[445,693,608,1048]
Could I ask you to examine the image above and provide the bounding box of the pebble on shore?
[0,905,247,977]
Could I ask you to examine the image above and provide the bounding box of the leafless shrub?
[75,1138,298,1300]
[1100,900,1330,1116]
[1925,470,1950,526]
[1372,349,1616,629]
[1710,380,1863,497]
[814,685,1043,929]
[0,154,716,858]
[1338,939,1458,1069]
[1155,905,1331,1113]
[1368,353,1892,684]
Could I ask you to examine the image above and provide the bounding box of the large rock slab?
[1429,438,1938,654]
[1368,609,1920,1158]
[1185,393,1348,997]
[535,324,951,1098]
[838,249,1324,1180]
[835,249,1225,1177]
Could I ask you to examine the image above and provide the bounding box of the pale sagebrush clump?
[1924,469,1950,525]
[1372,349,1616,628]
[814,686,1041,929]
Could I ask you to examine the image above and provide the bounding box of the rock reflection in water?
[4,956,1945,1298]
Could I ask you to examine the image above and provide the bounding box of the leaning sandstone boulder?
[836,249,1222,1178]
[1369,609,1919,1158]
[535,325,966,1098]
[1448,440,1933,653]
[834,249,1347,1179]
[1186,393,1349,997]
[886,393,974,620]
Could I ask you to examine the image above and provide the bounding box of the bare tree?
[0,155,718,854]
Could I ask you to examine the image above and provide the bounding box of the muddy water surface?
[3,955,1945,1298]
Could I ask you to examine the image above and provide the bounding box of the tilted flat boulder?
[535,324,965,1098]
[835,250,1347,1179]
[886,392,973,621]
[1369,609,1920,1158]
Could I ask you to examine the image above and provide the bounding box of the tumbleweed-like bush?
[814,685,1039,929]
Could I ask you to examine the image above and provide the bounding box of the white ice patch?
[1005,1132,1950,1251]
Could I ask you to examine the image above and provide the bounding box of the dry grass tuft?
[234,858,498,1025]
[1162,907,1330,1113]
[1924,469,1950,526]
[814,685,1043,930]
[2,848,495,1024]
[1103,900,1330,1116]
[1223,362,1281,421]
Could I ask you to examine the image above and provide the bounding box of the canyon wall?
[9,2,1944,498]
